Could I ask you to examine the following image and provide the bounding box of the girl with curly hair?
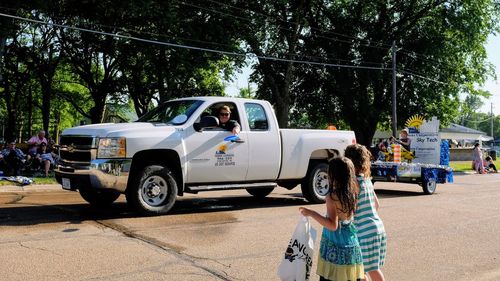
[345,144,387,281]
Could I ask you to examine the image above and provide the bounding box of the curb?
[0,184,61,193]
[453,171,477,175]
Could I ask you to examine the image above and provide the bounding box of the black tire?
[79,188,121,207]
[301,162,329,203]
[422,178,437,194]
[126,165,178,215]
[246,187,274,198]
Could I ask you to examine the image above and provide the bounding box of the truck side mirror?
[193,116,219,132]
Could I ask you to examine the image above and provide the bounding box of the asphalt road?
[0,173,499,281]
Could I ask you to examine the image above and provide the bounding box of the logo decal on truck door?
[215,144,235,166]
[216,144,227,154]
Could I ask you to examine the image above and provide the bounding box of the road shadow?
[375,188,426,198]
[0,192,311,226]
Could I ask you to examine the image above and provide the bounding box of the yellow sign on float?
[405,115,425,131]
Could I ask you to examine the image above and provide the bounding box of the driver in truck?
[218,105,240,135]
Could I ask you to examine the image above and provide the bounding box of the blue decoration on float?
[371,164,398,178]
[421,167,453,184]
[440,140,450,166]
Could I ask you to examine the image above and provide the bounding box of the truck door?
[184,102,249,183]
[244,102,281,181]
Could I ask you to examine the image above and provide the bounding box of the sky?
[226,34,500,115]
[480,34,500,115]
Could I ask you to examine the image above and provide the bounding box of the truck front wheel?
[79,188,121,207]
[126,165,178,215]
[301,162,329,203]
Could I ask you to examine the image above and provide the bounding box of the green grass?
[449,160,499,172]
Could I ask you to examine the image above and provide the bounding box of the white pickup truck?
[55,97,356,215]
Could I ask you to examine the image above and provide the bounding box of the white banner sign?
[409,132,441,165]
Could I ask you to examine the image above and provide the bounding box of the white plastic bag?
[277,215,317,281]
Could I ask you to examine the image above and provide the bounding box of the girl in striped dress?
[300,157,365,281]
[345,144,387,281]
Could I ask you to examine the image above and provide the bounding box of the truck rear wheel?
[422,178,437,194]
[126,165,178,215]
[301,162,329,203]
[79,188,121,207]
[246,187,274,198]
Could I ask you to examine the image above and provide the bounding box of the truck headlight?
[97,138,126,158]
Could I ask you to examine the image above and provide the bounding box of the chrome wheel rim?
[426,178,436,193]
[141,175,168,206]
[313,169,330,197]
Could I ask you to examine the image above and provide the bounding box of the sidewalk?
[0,183,61,192]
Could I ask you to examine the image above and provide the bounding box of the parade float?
[371,115,454,194]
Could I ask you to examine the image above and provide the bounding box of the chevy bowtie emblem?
[67,143,75,152]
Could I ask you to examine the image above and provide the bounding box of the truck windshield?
[136,100,204,125]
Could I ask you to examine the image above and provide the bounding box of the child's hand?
[299,207,312,217]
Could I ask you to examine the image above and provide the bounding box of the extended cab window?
[245,103,268,131]
[137,100,203,125]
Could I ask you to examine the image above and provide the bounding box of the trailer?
[371,162,453,194]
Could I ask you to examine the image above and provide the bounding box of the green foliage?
[0,0,499,145]
[294,0,500,144]
[0,0,243,137]
[460,112,500,139]
[237,87,254,99]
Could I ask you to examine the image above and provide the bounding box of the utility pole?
[391,41,397,137]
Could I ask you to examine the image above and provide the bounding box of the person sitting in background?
[27,130,47,156]
[34,142,55,177]
[0,140,27,176]
[377,142,389,161]
[385,136,395,154]
[484,156,497,173]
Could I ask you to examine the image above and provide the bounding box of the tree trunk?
[0,37,5,84]
[41,81,52,138]
[27,83,33,138]
[4,90,16,142]
[157,49,167,104]
[89,94,106,124]
[53,108,61,144]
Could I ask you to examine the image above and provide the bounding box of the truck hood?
[62,122,176,137]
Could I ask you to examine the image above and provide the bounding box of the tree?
[26,11,62,137]
[459,93,487,126]
[236,0,310,128]
[56,3,123,124]
[1,25,32,142]
[298,0,499,144]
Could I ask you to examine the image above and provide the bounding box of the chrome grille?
[59,136,96,165]
[60,135,95,147]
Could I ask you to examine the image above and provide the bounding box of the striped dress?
[353,175,387,273]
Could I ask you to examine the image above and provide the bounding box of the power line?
[1,11,455,83]
[462,115,494,123]
[399,68,448,85]
[398,49,455,69]
[195,0,393,50]
[0,6,391,68]
[2,6,389,68]
[0,12,391,71]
